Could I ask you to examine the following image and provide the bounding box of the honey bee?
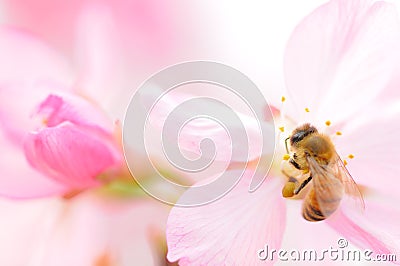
[281,123,364,222]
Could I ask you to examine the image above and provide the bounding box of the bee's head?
[290,123,318,146]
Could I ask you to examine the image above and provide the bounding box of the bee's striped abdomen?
[302,182,342,222]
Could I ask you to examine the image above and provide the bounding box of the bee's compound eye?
[290,125,318,145]
[291,132,305,144]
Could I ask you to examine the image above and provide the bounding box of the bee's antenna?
[285,137,290,154]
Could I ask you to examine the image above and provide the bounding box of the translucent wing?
[333,152,365,211]
[306,155,344,218]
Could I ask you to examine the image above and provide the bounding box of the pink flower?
[0,0,188,198]
[0,25,122,198]
[24,93,122,191]
[0,1,189,264]
[166,0,400,265]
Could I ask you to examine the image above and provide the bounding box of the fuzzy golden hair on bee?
[282,123,364,222]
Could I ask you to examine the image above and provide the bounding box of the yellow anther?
[343,160,348,166]
[305,108,310,112]
[283,154,291,161]
[279,126,285,132]
[336,131,342,136]
[281,96,286,102]
[348,154,355,159]
[42,118,48,125]
[325,120,331,126]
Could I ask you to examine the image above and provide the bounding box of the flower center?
[274,96,356,190]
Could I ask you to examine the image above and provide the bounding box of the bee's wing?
[306,155,345,218]
[333,152,365,211]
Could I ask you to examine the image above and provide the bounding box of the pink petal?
[4,0,184,60]
[0,83,66,146]
[0,196,63,265]
[0,193,170,265]
[334,102,400,199]
[101,199,170,266]
[326,197,400,261]
[72,1,192,120]
[284,0,400,126]
[166,172,285,265]
[0,27,72,84]
[0,91,120,198]
[40,195,170,266]
[74,3,130,119]
[143,89,275,163]
[3,0,83,53]
[36,93,114,134]
[24,122,121,190]
[0,132,68,198]
[281,200,354,266]
[0,28,72,144]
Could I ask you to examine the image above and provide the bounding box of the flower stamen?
[279,96,288,128]
[305,108,310,112]
[325,120,331,126]
[336,131,342,136]
[348,154,355,159]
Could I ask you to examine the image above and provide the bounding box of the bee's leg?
[289,158,301,170]
[282,180,297,198]
[281,175,298,198]
[281,172,299,198]
[281,159,300,178]
[294,175,312,195]
[281,160,300,198]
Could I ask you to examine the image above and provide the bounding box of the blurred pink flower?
[0,24,123,198]
[0,191,170,266]
[0,1,188,265]
[3,0,189,63]
[166,0,400,265]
